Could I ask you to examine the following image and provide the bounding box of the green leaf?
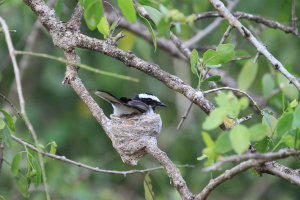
[118,29,136,51]
[109,21,118,31]
[215,92,239,118]
[0,123,11,147]
[0,109,16,132]
[144,18,157,52]
[293,104,300,129]
[214,131,232,153]
[197,154,208,160]
[205,64,222,68]
[143,6,162,25]
[202,147,217,166]
[55,0,63,18]
[254,137,269,153]
[97,17,110,38]
[203,44,235,66]
[202,107,227,130]
[0,118,5,130]
[50,141,57,155]
[237,59,258,91]
[262,73,275,98]
[143,173,154,200]
[202,75,221,83]
[249,124,268,142]
[250,168,259,176]
[190,49,199,75]
[262,109,272,128]
[157,15,171,38]
[284,135,295,148]
[32,157,41,189]
[238,97,249,110]
[229,125,250,154]
[277,72,299,101]
[290,99,298,108]
[14,173,30,198]
[117,0,136,23]
[201,132,214,148]
[262,114,278,138]
[277,113,293,138]
[11,152,22,176]
[84,0,103,30]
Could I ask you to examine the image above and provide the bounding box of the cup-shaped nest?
[107,113,162,166]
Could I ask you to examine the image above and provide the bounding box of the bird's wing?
[127,100,149,113]
[89,89,122,104]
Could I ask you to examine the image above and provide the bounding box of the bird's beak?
[158,102,167,107]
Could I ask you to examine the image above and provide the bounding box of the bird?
[89,89,167,115]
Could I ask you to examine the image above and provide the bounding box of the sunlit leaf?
[249,124,268,142]
[201,132,214,148]
[97,17,110,38]
[262,114,278,138]
[50,141,57,155]
[144,18,157,52]
[214,131,232,153]
[293,104,300,129]
[238,97,249,110]
[277,72,299,100]
[229,125,250,154]
[262,73,275,98]
[109,21,118,31]
[202,107,227,130]
[284,135,294,148]
[84,0,103,30]
[117,0,136,23]
[11,152,22,176]
[118,30,135,51]
[202,147,217,166]
[238,59,258,91]
[290,99,298,108]
[197,154,208,160]
[203,44,235,66]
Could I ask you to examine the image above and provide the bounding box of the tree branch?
[203,148,300,173]
[208,0,300,90]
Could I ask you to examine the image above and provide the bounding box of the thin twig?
[0,93,30,132]
[103,1,121,37]
[204,87,262,113]
[219,25,234,45]
[0,1,5,6]
[177,102,193,129]
[0,140,5,175]
[291,0,298,34]
[14,51,139,82]
[9,134,194,175]
[0,17,50,200]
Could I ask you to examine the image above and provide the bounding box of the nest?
[106,113,162,166]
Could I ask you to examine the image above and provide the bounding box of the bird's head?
[133,93,167,110]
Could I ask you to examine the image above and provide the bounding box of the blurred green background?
[1,0,300,199]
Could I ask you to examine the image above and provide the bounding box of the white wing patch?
[138,93,160,102]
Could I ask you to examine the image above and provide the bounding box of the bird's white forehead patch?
[139,93,160,102]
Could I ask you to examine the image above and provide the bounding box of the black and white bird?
[90,89,167,115]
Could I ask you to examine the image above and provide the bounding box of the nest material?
[107,113,162,166]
